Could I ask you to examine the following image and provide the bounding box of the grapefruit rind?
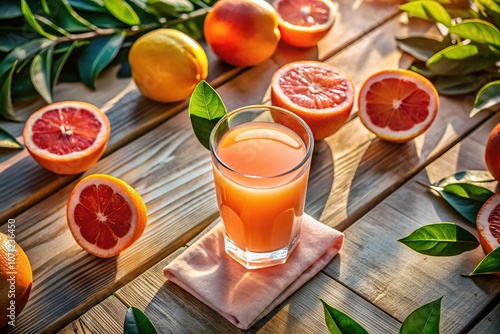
[476,194,500,255]
[23,101,110,174]
[67,174,147,258]
[358,70,439,143]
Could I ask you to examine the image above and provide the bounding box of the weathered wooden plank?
[0,13,491,332]
[57,296,127,334]
[0,0,401,225]
[323,114,500,333]
[468,302,500,334]
[114,246,401,333]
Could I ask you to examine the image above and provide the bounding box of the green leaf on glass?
[189,80,227,150]
[470,80,500,117]
[123,307,158,334]
[400,297,442,334]
[77,31,126,88]
[430,183,494,224]
[0,127,23,149]
[398,223,479,256]
[465,247,500,276]
[320,298,369,334]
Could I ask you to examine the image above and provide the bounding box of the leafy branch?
[0,0,215,121]
[398,0,500,117]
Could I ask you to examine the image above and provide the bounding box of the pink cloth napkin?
[163,214,344,330]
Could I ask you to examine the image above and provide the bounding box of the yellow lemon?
[129,29,208,103]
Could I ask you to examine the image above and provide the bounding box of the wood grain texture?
[0,13,492,333]
[323,114,500,333]
[0,0,401,225]
[114,246,402,333]
[79,296,128,334]
[468,302,500,334]
[58,319,93,334]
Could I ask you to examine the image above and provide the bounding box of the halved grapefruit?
[476,193,500,255]
[273,0,336,48]
[271,60,355,141]
[67,174,147,258]
[23,101,111,175]
[358,69,439,143]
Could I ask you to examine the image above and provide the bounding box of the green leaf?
[320,298,369,334]
[399,1,452,27]
[0,0,23,20]
[31,46,54,103]
[400,297,442,334]
[471,80,500,117]
[398,223,479,256]
[434,75,484,95]
[426,43,499,75]
[466,247,500,275]
[409,61,436,78]
[146,0,194,17]
[123,307,158,334]
[442,183,494,202]
[449,19,500,48]
[189,80,227,150]
[102,0,141,25]
[0,61,20,121]
[0,38,56,78]
[52,41,78,89]
[77,31,125,88]
[0,31,30,53]
[396,36,444,62]
[433,170,495,187]
[68,0,108,13]
[21,0,57,40]
[430,183,494,224]
[476,0,500,15]
[35,15,71,37]
[44,0,98,32]
[0,127,23,149]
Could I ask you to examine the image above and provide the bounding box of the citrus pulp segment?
[358,69,439,143]
[67,174,147,258]
[476,193,500,255]
[273,0,336,48]
[271,60,354,140]
[23,101,110,175]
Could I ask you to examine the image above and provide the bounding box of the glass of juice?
[210,105,314,269]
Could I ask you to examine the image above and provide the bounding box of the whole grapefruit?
[485,122,500,181]
[204,0,281,67]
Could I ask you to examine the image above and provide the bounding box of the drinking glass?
[210,105,314,269]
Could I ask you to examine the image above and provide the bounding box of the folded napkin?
[163,214,344,330]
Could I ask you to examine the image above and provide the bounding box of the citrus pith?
[23,101,110,175]
[67,174,147,258]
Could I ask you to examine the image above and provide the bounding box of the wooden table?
[1,1,499,333]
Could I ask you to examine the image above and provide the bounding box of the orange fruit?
[273,0,336,48]
[358,69,439,143]
[0,232,32,329]
[67,174,148,258]
[485,122,500,181]
[270,60,355,141]
[23,101,111,175]
[203,0,281,67]
[476,193,500,256]
[129,29,208,103]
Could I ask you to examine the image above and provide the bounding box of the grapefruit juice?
[210,106,313,269]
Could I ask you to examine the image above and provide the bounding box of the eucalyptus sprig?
[398,0,500,116]
[0,0,215,121]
